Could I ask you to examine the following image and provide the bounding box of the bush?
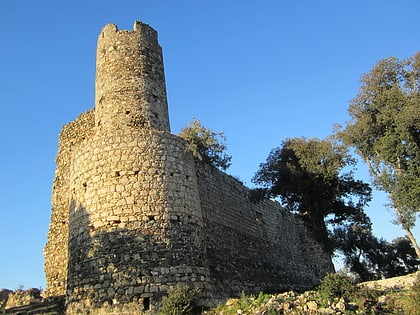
[161,285,198,315]
[318,273,357,300]
[178,118,231,171]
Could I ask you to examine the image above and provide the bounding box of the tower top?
[95,21,170,132]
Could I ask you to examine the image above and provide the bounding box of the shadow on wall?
[65,201,201,312]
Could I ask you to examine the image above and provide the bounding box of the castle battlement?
[44,21,333,314]
[95,21,170,132]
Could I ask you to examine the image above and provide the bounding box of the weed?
[160,285,198,315]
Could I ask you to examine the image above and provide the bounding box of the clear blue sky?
[0,1,419,290]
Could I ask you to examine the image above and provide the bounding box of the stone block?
[107,216,120,222]
[133,286,144,294]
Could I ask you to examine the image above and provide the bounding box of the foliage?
[204,273,420,314]
[207,292,274,315]
[334,222,419,281]
[337,52,420,257]
[252,137,372,253]
[333,222,383,281]
[317,273,383,313]
[160,285,198,315]
[387,237,420,275]
[179,118,232,171]
[318,273,357,300]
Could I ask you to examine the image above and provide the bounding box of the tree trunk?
[404,226,420,261]
[395,206,420,260]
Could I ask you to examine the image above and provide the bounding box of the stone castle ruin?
[44,21,333,313]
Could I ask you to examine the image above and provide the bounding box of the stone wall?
[95,22,170,132]
[3,288,41,309]
[196,162,333,301]
[44,21,333,314]
[44,109,95,297]
[0,289,65,314]
[65,128,212,312]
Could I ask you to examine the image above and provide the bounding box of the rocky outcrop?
[359,271,420,290]
[0,288,64,314]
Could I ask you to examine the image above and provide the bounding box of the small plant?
[255,291,271,305]
[179,118,232,171]
[237,291,251,310]
[161,285,198,315]
[318,273,357,300]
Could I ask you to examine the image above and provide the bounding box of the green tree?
[179,118,232,171]
[385,237,419,276]
[337,52,420,258]
[333,222,381,281]
[334,223,419,280]
[252,137,372,254]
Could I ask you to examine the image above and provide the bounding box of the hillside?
[203,271,420,315]
[1,272,419,314]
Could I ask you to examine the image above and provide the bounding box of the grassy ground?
[201,272,420,315]
[201,287,419,314]
[2,273,418,314]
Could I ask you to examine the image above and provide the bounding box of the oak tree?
[334,223,419,280]
[338,52,420,258]
[252,137,372,254]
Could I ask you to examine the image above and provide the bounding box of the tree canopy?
[252,137,372,254]
[334,222,419,281]
[178,118,232,171]
[337,52,420,258]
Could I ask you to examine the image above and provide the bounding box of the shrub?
[318,273,357,300]
[179,118,231,171]
[161,285,198,315]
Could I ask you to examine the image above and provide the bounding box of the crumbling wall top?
[95,20,170,132]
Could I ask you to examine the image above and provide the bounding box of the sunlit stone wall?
[44,21,333,314]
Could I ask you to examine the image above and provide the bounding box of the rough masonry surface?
[43,21,334,314]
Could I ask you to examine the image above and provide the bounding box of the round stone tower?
[95,21,170,131]
[64,22,211,313]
